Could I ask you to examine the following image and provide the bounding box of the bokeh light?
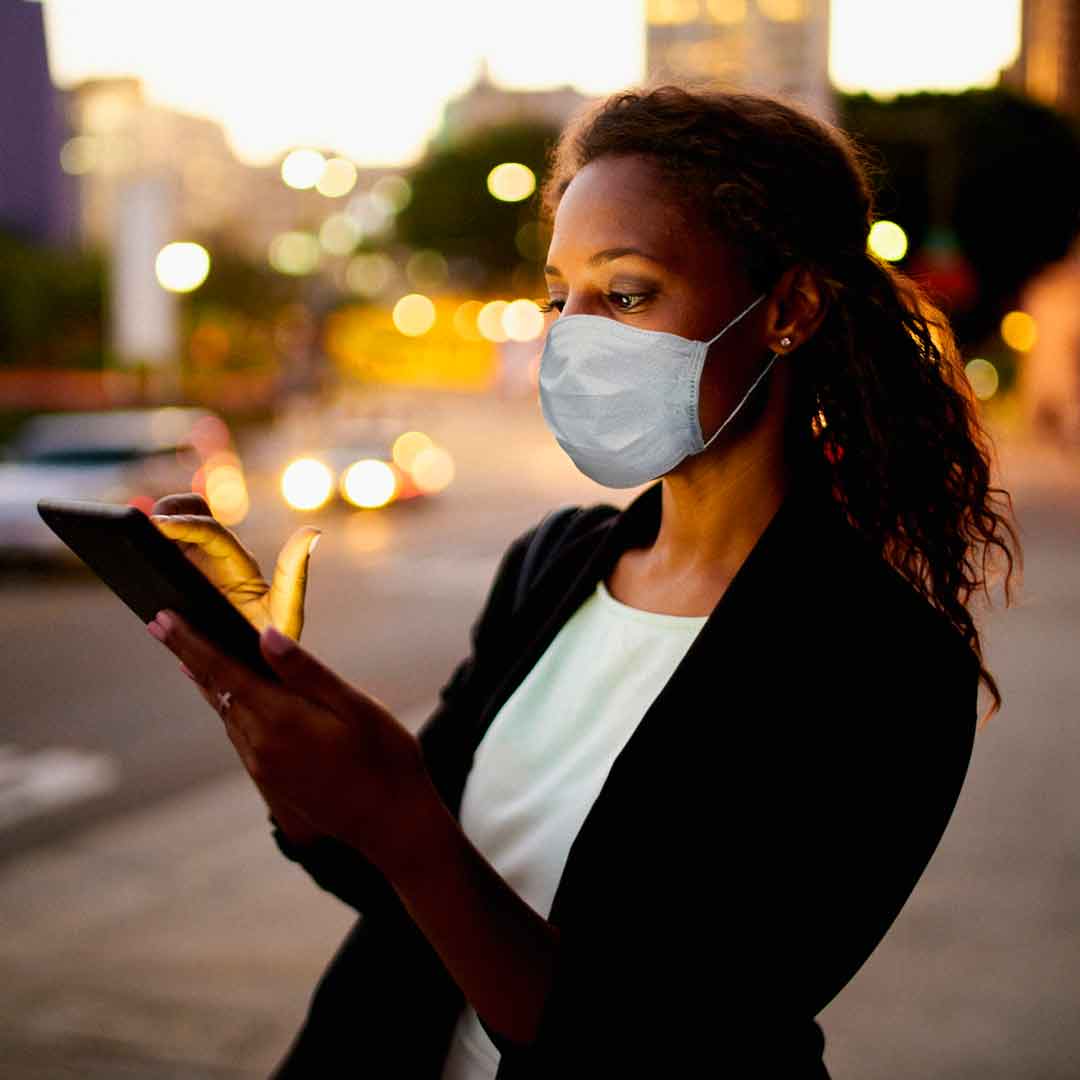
[650,0,705,22]
[202,451,249,525]
[371,175,412,214]
[406,250,449,291]
[346,252,396,297]
[964,357,1000,400]
[280,148,326,190]
[705,0,748,23]
[1000,310,1038,352]
[757,0,805,20]
[155,242,211,292]
[392,293,437,336]
[346,192,394,237]
[868,220,908,262]
[269,232,321,275]
[392,430,434,472]
[316,157,358,198]
[477,300,509,342]
[502,298,545,341]
[59,135,98,175]
[341,459,398,508]
[452,300,485,341]
[411,446,455,494]
[319,213,361,256]
[515,221,550,261]
[486,163,536,203]
[281,458,334,510]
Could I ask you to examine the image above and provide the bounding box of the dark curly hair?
[539,81,1022,729]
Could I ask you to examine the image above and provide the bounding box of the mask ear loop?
[702,291,767,346]
[699,291,774,452]
[701,349,782,452]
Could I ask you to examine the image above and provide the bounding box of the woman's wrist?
[375,775,558,1045]
[257,782,325,845]
[362,770,455,889]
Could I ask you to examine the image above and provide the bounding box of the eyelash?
[538,292,650,314]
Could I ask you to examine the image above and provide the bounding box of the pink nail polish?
[147,621,165,641]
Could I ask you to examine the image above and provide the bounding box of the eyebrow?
[544,246,665,277]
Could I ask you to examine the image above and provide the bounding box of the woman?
[147,83,1020,1077]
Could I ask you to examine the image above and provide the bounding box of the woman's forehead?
[548,155,707,269]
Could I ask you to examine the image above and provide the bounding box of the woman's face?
[543,153,779,451]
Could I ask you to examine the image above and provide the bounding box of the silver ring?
[216,690,233,716]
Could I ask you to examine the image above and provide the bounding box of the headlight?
[410,446,454,494]
[202,451,249,525]
[281,458,335,510]
[392,431,434,472]
[341,459,397,509]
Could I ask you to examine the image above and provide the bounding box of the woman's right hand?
[148,493,321,641]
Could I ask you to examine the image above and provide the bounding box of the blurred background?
[0,1,1078,1077]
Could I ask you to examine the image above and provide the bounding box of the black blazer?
[269,479,980,1079]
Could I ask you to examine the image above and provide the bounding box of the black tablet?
[37,497,278,682]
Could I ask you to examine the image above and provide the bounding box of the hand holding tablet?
[36,494,320,681]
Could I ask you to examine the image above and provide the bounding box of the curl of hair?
[540,81,1022,728]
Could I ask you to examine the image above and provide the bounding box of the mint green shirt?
[441,580,708,1080]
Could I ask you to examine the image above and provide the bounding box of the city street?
[0,392,1077,1078]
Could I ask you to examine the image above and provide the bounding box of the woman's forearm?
[376,781,559,1047]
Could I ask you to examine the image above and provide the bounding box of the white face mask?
[538,292,779,488]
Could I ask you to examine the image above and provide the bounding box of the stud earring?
[780,336,792,348]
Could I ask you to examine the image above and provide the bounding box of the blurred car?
[0,406,248,561]
[278,415,455,513]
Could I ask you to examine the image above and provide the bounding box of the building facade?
[645,0,832,120]
[1002,0,1080,121]
[0,0,77,245]
[434,60,593,148]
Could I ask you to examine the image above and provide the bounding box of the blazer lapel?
[542,479,852,918]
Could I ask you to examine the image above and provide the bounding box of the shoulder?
[790,515,981,760]
[471,500,622,641]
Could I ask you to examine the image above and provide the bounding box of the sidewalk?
[0,704,430,1079]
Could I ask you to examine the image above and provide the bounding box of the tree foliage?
[839,88,1080,344]
[395,121,560,288]
[0,231,105,368]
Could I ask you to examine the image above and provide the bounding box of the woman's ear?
[766,266,828,354]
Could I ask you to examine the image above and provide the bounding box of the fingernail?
[179,662,196,680]
[147,621,165,641]
[156,611,174,632]
[308,532,321,554]
[263,625,295,657]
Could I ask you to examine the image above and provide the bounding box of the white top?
[440,579,709,1080]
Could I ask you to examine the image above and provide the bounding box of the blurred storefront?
[1017,241,1080,446]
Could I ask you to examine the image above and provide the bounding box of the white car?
[0,407,243,562]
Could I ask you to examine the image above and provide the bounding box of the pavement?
[0,701,433,1080]
[0,397,1078,1078]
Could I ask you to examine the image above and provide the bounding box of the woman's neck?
[653,429,791,584]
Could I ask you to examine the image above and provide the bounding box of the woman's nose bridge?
[560,290,603,319]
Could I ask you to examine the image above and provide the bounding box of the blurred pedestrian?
[146,82,1022,1077]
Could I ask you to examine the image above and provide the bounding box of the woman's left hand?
[146,609,433,878]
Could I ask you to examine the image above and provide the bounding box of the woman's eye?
[538,298,565,313]
[608,292,648,312]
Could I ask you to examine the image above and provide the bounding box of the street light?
[155,242,211,293]
[487,163,536,202]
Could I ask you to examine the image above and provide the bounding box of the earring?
[780,336,792,348]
